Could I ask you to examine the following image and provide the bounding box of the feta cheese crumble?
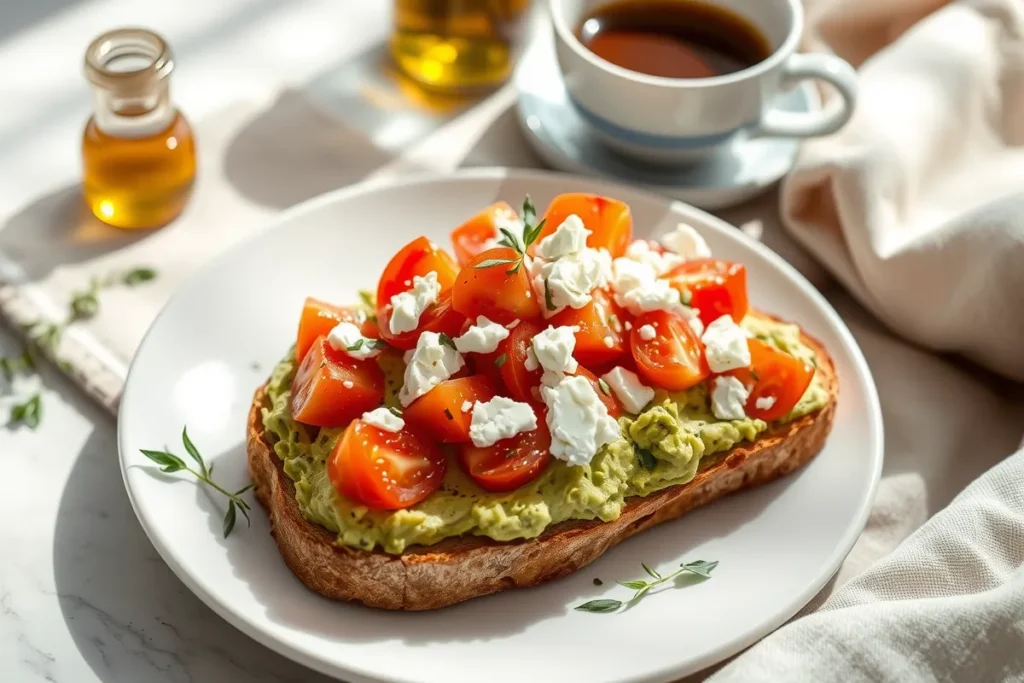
[535,214,588,259]
[638,324,656,341]
[327,321,381,361]
[701,315,751,373]
[755,396,777,411]
[610,257,700,331]
[601,367,655,414]
[362,407,404,433]
[710,376,750,421]
[531,325,580,375]
[461,400,473,413]
[388,271,441,335]
[343,380,354,389]
[468,396,538,447]
[661,223,712,260]
[624,239,684,275]
[529,215,612,316]
[541,375,621,466]
[399,331,465,406]
[454,315,509,354]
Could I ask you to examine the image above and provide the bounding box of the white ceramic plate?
[119,168,882,683]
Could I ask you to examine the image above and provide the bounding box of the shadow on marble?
[0,185,158,283]
[196,440,790,649]
[51,426,337,683]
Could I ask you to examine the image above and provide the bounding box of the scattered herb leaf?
[576,559,718,613]
[388,406,403,418]
[642,562,661,580]
[575,599,623,613]
[443,408,454,421]
[346,339,365,352]
[544,279,556,312]
[437,332,457,350]
[617,579,648,590]
[637,448,657,470]
[494,353,508,368]
[9,393,42,429]
[358,290,375,309]
[140,429,254,538]
[597,378,611,395]
[679,287,693,306]
[122,267,157,286]
[474,258,519,270]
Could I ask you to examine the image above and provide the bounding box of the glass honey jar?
[82,28,196,230]
[391,0,531,94]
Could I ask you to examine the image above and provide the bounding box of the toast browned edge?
[247,315,838,611]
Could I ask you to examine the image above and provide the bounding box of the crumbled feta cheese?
[541,375,621,466]
[638,324,656,341]
[689,316,705,338]
[535,215,589,260]
[701,316,751,373]
[454,315,509,354]
[362,407,404,432]
[603,335,614,348]
[388,271,441,335]
[461,400,473,413]
[624,239,684,275]
[343,380,354,389]
[327,321,381,361]
[532,326,580,375]
[530,247,612,315]
[755,396,777,410]
[711,376,750,420]
[507,319,520,329]
[399,331,465,406]
[601,367,655,414]
[625,321,633,331]
[610,257,697,322]
[524,347,539,371]
[468,396,538,447]
[661,223,712,260]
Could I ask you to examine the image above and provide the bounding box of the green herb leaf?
[505,260,523,276]
[181,426,207,477]
[598,377,611,395]
[346,339,365,352]
[9,393,42,429]
[235,482,256,496]
[681,560,718,578]
[521,195,536,228]
[544,279,556,312]
[140,449,186,473]
[632,584,652,602]
[679,287,693,306]
[444,408,454,421]
[0,357,14,383]
[388,406,403,418]
[358,290,375,309]
[70,289,99,320]
[494,353,508,368]
[438,332,457,350]
[122,267,157,286]
[608,313,621,332]
[19,347,35,371]
[642,562,662,580]
[474,257,520,270]
[637,448,657,470]
[223,500,237,538]
[575,599,622,613]
[593,578,603,586]
[497,227,524,254]
[367,338,391,350]
[35,323,62,354]
[617,579,649,590]
[523,218,546,248]
[750,370,760,382]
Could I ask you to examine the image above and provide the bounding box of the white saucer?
[513,36,820,210]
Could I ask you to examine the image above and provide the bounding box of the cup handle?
[753,53,858,139]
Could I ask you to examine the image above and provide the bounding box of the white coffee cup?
[549,0,858,165]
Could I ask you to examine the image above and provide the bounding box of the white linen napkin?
[782,0,1024,380]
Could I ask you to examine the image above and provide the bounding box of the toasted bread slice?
[247,317,837,610]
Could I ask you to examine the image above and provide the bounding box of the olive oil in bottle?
[82,28,196,230]
[391,0,530,94]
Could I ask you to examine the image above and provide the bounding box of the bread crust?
[247,321,837,610]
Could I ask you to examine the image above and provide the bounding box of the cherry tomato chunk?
[295,297,373,363]
[665,259,749,327]
[531,193,633,258]
[328,420,446,510]
[549,288,626,367]
[290,337,385,427]
[497,319,546,403]
[575,366,624,418]
[376,236,459,312]
[452,247,540,324]
[630,310,709,392]
[729,339,815,421]
[377,288,467,351]
[403,375,499,443]
[458,419,552,492]
[450,201,520,267]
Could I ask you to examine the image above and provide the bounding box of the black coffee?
[577,0,772,79]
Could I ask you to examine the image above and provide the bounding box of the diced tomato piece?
[376,236,459,312]
[377,289,467,350]
[549,288,626,367]
[290,337,385,427]
[575,366,624,418]
[497,319,545,402]
[729,339,815,421]
[452,246,541,324]
[457,418,551,492]
[630,310,709,391]
[295,298,375,363]
[664,259,748,327]
[328,419,446,510]
[450,201,520,267]
[403,375,499,443]
[531,193,633,258]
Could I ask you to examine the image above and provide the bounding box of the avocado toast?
[247,193,837,610]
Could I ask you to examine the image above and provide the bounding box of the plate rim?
[118,166,883,683]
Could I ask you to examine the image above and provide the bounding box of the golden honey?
[82,28,195,229]
[391,0,530,94]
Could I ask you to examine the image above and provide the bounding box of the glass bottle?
[82,28,196,230]
[391,0,530,94]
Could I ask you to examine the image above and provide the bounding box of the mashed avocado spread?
[262,316,828,554]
